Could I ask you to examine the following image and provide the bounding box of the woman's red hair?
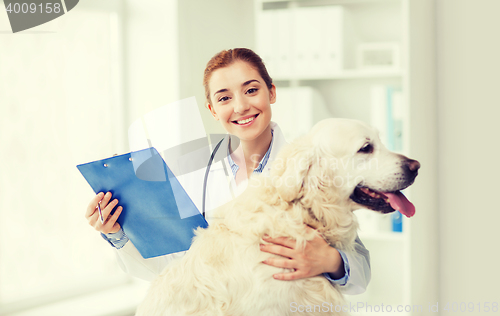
[203,48,273,104]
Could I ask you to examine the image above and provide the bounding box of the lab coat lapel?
[204,123,288,218]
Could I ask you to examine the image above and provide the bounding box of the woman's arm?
[323,236,371,295]
[260,229,371,295]
[86,192,185,281]
[112,239,186,281]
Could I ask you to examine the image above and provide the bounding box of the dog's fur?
[136,118,419,316]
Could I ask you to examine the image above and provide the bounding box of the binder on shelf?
[293,6,324,76]
[370,85,407,233]
[256,9,279,76]
[370,85,405,153]
[321,6,345,75]
[77,147,208,259]
[276,9,293,77]
[256,5,347,79]
[391,211,403,232]
[387,87,404,152]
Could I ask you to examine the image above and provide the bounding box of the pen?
[97,202,104,224]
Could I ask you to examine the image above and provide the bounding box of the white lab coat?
[112,122,371,295]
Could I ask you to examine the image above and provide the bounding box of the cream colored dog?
[136,118,420,316]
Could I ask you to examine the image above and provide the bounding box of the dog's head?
[271,118,420,219]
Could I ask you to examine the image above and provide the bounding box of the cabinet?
[254,0,437,314]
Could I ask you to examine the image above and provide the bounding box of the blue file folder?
[77,147,208,259]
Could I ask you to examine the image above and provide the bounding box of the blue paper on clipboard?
[76,147,208,259]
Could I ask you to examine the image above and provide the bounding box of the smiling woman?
[201,49,276,188]
[207,61,276,182]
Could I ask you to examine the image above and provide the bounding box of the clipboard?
[77,147,208,259]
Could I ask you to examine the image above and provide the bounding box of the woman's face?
[207,61,276,142]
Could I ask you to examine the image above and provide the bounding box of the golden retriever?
[135,118,420,316]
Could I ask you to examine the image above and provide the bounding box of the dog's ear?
[270,140,315,202]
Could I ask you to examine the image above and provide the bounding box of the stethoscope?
[201,138,225,219]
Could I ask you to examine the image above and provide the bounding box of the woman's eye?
[218,96,230,102]
[358,143,373,154]
[246,88,258,94]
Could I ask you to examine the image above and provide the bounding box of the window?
[0,1,129,313]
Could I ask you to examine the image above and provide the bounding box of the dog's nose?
[406,159,421,172]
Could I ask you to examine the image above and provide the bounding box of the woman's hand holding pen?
[85,192,123,234]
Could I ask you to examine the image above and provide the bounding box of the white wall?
[177,0,255,135]
[437,0,500,304]
[406,0,440,307]
[0,2,134,312]
[124,0,180,127]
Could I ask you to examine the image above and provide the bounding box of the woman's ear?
[270,139,314,202]
[207,103,219,121]
[269,84,277,105]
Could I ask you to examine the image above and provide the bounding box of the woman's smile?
[232,113,259,126]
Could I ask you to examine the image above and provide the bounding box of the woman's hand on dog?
[85,192,123,234]
[259,227,345,281]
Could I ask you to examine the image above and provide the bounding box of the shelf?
[253,0,440,313]
[273,68,403,81]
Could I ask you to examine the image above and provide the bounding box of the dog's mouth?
[350,187,415,218]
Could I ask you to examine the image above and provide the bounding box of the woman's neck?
[230,124,273,176]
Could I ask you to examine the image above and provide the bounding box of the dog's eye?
[358,143,373,154]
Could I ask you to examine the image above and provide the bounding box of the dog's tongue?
[385,191,415,218]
